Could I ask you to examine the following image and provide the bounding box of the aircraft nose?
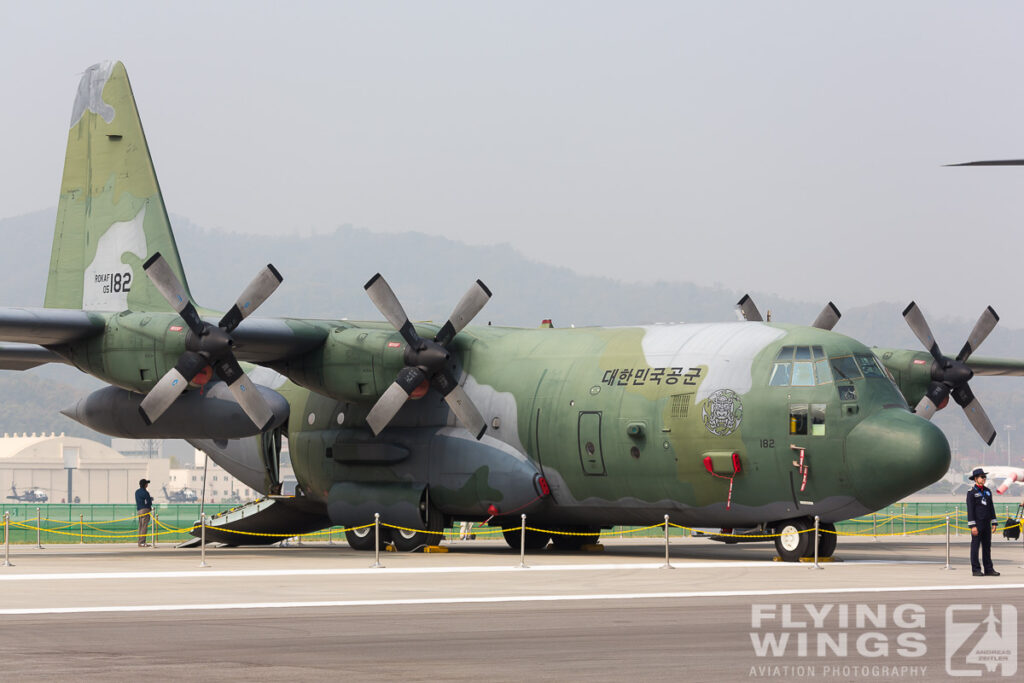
[845,408,951,511]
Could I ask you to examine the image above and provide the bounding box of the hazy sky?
[3,2,1024,327]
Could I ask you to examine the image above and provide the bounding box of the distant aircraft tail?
[44,61,193,312]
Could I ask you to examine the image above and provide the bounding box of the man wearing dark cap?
[135,479,154,547]
[966,468,1000,576]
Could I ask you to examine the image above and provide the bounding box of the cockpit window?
[769,363,791,386]
[771,346,837,387]
[829,355,862,381]
[856,353,886,378]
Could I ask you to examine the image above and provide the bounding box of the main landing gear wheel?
[390,510,446,552]
[345,524,389,551]
[773,518,811,562]
[550,526,600,551]
[502,523,550,550]
[806,522,837,558]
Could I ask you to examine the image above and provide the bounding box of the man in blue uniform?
[966,468,1000,576]
[135,478,154,547]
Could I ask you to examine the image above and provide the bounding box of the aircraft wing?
[0,343,69,370]
[966,357,1024,377]
[0,307,106,345]
[219,317,332,363]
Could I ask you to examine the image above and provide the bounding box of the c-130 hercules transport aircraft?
[2,62,1023,561]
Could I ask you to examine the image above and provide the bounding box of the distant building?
[166,448,293,504]
[0,433,168,504]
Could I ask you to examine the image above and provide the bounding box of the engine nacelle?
[61,382,289,439]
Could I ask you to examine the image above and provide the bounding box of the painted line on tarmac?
[0,560,938,582]
[2,583,1023,616]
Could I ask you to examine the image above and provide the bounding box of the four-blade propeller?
[902,301,999,445]
[363,273,491,440]
[138,252,283,431]
[736,294,842,331]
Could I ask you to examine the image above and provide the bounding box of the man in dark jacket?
[966,468,1000,576]
[135,479,154,547]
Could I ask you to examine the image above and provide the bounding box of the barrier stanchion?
[810,515,823,570]
[151,510,158,549]
[518,514,528,569]
[198,512,209,568]
[36,506,43,549]
[902,506,906,536]
[872,512,877,541]
[3,512,12,567]
[942,516,953,570]
[370,513,384,569]
[661,515,673,569]
[79,513,84,544]
[328,526,333,545]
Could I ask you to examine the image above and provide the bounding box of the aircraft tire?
[550,527,600,550]
[773,518,811,562]
[501,524,550,550]
[345,524,390,551]
[390,510,446,552]
[800,522,838,559]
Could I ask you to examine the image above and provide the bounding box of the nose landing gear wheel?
[804,522,837,558]
[501,523,551,550]
[773,518,811,562]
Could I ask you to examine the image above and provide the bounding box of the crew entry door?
[578,411,606,475]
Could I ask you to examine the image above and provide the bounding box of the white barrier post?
[518,514,528,568]
[661,515,673,569]
[79,513,84,544]
[942,516,953,570]
[902,505,906,536]
[151,510,157,549]
[198,512,209,568]
[36,506,43,549]
[872,512,877,541]
[810,515,823,570]
[2,512,12,567]
[370,513,384,568]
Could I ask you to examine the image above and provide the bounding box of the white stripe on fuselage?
[640,323,784,401]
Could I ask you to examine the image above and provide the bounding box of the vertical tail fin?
[45,61,192,312]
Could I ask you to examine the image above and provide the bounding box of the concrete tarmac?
[1,535,1022,681]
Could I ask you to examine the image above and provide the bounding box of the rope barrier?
[2,509,1021,543]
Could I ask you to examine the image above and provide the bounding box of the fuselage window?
[790,404,808,435]
[794,346,813,361]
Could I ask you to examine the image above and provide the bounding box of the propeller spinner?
[902,301,999,445]
[138,253,283,431]
[363,273,491,440]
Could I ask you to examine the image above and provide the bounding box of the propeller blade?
[213,356,275,430]
[902,302,944,364]
[914,395,940,421]
[951,385,997,446]
[947,159,1024,166]
[432,369,487,439]
[442,384,487,440]
[811,302,842,331]
[736,294,763,322]
[364,273,420,347]
[365,366,427,436]
[435,280,492,346]
[139,351,207,425]
[956,306,999,362]
[218,264,283,333]
[143,252,204,334]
